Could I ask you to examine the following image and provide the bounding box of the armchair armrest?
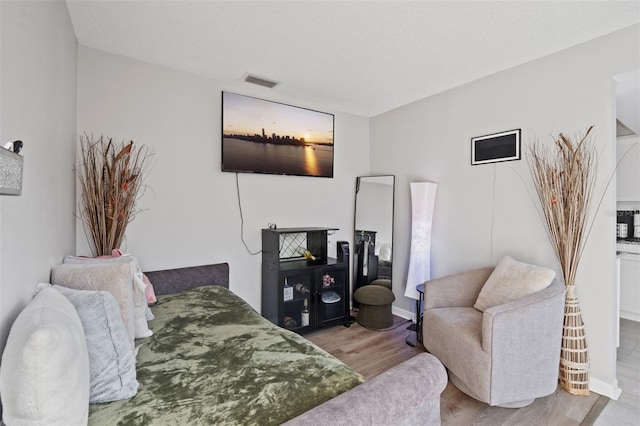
[479,281,565,404]
[424,267,494,309]
[481,280,565,352]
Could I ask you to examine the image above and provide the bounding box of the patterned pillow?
[474,255,555,311]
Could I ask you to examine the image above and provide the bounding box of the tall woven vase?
[559,284,590,395]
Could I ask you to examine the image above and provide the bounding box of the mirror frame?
[353,175,395,300]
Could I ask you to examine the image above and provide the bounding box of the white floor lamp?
[404,182,437,345]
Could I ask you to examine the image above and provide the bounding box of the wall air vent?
[243,73,279,89]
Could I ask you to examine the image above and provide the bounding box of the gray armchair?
[422,267,565,408]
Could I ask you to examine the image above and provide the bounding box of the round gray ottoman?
[354,284,395,330]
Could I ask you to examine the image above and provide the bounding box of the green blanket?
[89,286,363,425]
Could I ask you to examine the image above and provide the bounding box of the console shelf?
[261,227,349,333]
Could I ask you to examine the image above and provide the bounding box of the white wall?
[76,47,370,310]
[615,70,640,135]
[0,1,77,351]
[371,24,639,397]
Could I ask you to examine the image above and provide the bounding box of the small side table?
[405,284,424,347]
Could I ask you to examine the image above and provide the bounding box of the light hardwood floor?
[306,315,609,425]
[593,319,640,426]
[306,316,422,379]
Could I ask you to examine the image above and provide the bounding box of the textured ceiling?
[66,1,640,117]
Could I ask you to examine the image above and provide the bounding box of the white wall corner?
[392,304,414,322]
[590,376,622,400]
[620,310,640,322]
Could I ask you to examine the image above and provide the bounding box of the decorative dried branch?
[527,126,597,286]
[75,134,153,256]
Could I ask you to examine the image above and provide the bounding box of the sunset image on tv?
[222,92,334,178]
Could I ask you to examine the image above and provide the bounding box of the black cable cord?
[235,173,261,255]
[388,318,413,330]
[489,163,496,263]
[358,318,412,332]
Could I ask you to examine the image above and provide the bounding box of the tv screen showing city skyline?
[221,92,334,178]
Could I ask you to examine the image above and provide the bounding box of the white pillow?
[51,284,139,403]
[51,262,138,346]
[474,255,556,312]
[62,256,152,339]
[0,285,89,426]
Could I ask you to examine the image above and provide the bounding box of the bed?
[1,262,447,426]
[88,263,364,425]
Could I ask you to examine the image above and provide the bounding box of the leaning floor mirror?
[353,175,395,299]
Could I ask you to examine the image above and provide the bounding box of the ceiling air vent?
[243,73,279,89]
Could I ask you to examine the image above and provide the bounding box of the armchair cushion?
[473,256,555,312]
[424,307,489,401]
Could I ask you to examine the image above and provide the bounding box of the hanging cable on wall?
[235,173,261,255]
[489,164,497,263]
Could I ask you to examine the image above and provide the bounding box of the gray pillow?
[51,284,139,403]
[62,255,152,339]
[51,262,137,345]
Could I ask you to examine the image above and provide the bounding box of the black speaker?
[336,241,349,263]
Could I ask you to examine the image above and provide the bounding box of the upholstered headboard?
[144,263,229,296]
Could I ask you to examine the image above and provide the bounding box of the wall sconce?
[1,141,24,195]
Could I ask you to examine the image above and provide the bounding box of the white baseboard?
[392,305,414,322]
[590,376,622,400]
[620,310,640,322]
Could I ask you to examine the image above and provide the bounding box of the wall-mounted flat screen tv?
[222,92,334,178]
